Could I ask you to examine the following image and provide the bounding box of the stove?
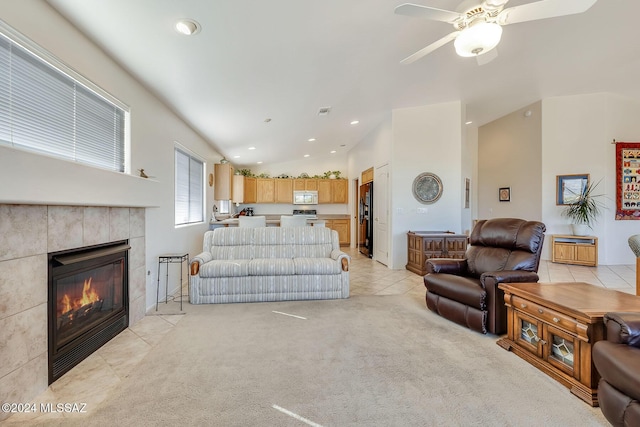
[293,209,317,219]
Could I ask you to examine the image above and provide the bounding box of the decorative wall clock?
[412,172,443,204]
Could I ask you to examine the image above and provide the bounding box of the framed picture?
[616,143,640,220]
[464,178,470,209]
[556,174,589,205]
[499,187,510,202]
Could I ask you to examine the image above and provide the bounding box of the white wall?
[463,124,478,234]
[542,93,640,264]
[478,102,543,222]
[0,2,222,310]
[390,102,463,269]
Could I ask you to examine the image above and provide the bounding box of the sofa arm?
[604,312,640,348]
[480,270,540,289]
[426,258,467,275]
[190,251,213,276]
[331,249,350,272]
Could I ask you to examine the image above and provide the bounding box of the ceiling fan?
[395,0,597,64]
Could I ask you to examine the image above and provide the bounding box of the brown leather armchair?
[592,312,640,427]
[424,218,546,335]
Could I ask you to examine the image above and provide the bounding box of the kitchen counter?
[209,214,349,227]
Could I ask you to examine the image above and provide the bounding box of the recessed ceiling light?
[175,19,201,36]
[257,161,263,164]
[233,155,240,159]
[465,121,473,125]
[330,150,337,154]
[350,120,359,125]
[304,154,310,158]
[248,147,256,150]
[308,138,316,142]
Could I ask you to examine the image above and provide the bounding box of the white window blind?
[0,25,127,172]
[175,148,204,226]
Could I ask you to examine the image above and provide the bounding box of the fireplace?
[48,241,130,384]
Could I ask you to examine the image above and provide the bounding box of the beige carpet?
[35,294,607,426]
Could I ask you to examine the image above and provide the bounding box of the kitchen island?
[209,214,350,245]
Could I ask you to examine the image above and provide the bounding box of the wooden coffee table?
[496,282,640,406]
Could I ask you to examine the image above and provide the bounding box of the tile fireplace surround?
[0,204,146,418]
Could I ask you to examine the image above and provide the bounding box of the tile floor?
[4,249,637,423]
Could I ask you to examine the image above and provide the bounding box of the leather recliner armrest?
[605,312,640,348]
[480,270,540,289]
[426,258,467,275]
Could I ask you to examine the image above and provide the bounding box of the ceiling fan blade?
[498,0,597,25]
[400,31,459,64]
[394,3,461,23]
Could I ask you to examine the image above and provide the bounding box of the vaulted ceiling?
[46,0,640,166]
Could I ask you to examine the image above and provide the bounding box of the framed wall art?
[556,174,589,205]
[412,172,443,204]
[464,178,470,209]
[499,187,510,202]
[616,142,640,220]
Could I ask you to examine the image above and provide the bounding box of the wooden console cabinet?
[497,282,640,406]
[406,231,467,276]
[551,235,598,267]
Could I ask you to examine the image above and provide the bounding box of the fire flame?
[60,277,100,315]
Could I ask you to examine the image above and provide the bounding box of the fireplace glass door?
[54,261,124,347]
[48,241,129,383]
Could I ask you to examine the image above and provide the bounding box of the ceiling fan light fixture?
[454,21,502,57]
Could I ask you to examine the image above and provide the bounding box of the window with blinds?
[175,147,204,226]
[0,25,128,172]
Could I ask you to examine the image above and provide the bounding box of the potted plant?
[561,179,604,236]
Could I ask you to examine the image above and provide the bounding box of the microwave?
[293,190,318,205]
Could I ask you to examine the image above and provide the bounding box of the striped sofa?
[189,226,350,304]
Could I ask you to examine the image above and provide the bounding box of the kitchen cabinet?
[256,178,275,203]
[243,177,257,203]
[361,167,373,184]
[275,179,293,203]
[293,178,318,191]
[214,163,234,200]
[331,179,348,203]
[232,175,244,203]
[317,180,332,204]
[326,219,350,246]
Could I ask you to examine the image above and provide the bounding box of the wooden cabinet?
[317,179,348,204]
[496,282,640,406]
[274,179,293,203]
[326,219,350,246]
[232,175,244,203]
[406,231,468,276]
[214,163,234,200]
[551,235,598,266]
[243,177,257,203]
[256,178,275,203]
[361,167,373,184]
[317,180,332,204]
[331,179,348,203]
[293,178,318,191]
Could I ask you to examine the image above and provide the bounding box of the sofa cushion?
[294,258,341,275]
[199,259,250,278]
[425,274,485,310]
[248,258,296,276]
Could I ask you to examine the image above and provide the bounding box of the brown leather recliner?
[424,218,546,335]
[592,312,640,427]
